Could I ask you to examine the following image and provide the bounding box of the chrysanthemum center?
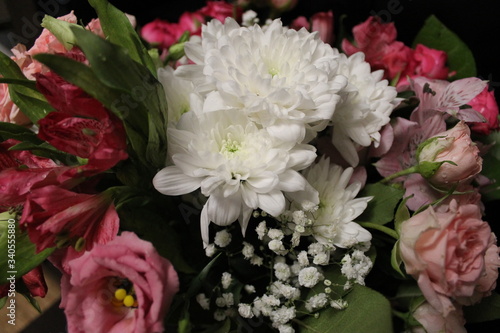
[268,67,279,77]
[220,134,242,156]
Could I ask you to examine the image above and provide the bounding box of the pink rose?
[60,232,179,333]
[468,87,500,135]
[20,186,119,253]
[399,201,498,316]
[141,19,179,49]
[411,302,466,333]
[380,41,413,79]
[178,11,205,36]
[417,121,482,188]
[198,1,241,22]
[342,16,397,71]
[311,11,334,45]
[411,44,449,80]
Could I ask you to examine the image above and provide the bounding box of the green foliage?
[413,15,476,79]
[478,131,500,201]
[0,212,54,284]
[0,52,53,123]
[358,183,404,225]
[299,285,393,333]
[464,292,500,323]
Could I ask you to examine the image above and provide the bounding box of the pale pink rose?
[468,87,500,135]
[311,11,334,45]
[456,233,500,305]
[399,201,496,316]
[417,121,482,188]
[60,232,179,333]
[412,302,466,333]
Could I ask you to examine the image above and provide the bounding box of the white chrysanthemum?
[175,18,348,143]
[153,109,317,245]
[331,52,399,166]
[157,66,194,124]
[301,157,373,248]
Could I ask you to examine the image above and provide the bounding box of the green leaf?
[87,0,157,76]
[0,78,37,89]
[0,51,53,123]
[478,131,500,201]
[464,292,500,323]
[390,240,406,278]
[358,183,404,225]
[0,212,54,284]
[40,15,84,50]
[394,196,412,236]
[299,285,393,333]
[0,122,43,143]
[412,15,476,79]
[0,296,6,309]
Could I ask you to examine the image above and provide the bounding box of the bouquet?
[1,0,499,332]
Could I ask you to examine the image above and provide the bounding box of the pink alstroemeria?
[60,232,179,333]
[20,186,119,254]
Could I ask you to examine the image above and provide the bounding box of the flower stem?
[379,166,419,184]
[358,222,399,240]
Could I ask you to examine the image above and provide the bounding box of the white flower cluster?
[153,17,398,247]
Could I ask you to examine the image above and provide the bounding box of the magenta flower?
[60,232,179,333]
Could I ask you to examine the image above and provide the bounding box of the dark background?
[1,0,499,332]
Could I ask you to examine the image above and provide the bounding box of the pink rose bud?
[411,302,466,333]
[311,11,334,45]
[399,201,498,316]
[416,121,482,187]
[141,19,178,49]
[468,87,500,135]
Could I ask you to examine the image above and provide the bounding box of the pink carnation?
[60,232,179,333]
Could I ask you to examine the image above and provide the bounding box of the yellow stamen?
[114,288,127,301]
[123,295,135,307]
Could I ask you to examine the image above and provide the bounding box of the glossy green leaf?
[0,212,54,284]
[412,15,476,79]
[0,78,37,89]
[299,285,393,333]
[390,240,406,278]
[358,183,404,225]
[88,0,157,75]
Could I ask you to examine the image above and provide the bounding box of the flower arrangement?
[1,0,499,332]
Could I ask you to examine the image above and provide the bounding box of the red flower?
[20,185,119,254]
[36,72,128,173]
[468,87,500,135]
[0,266,47,298]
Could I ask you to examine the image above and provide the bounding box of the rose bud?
[416,121,482,188]
[468,87,500,135]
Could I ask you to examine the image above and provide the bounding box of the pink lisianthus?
[20,185,119,254]
[411,301,466,333]
[60,232,179,333]
[467,87,500,135]
[399,200,499,316]
[417,121,482,188]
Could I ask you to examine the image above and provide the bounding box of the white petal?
[208,194,241,226]
[258,190,285,217]
[153,167,201,195]
[277,170,306,192]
